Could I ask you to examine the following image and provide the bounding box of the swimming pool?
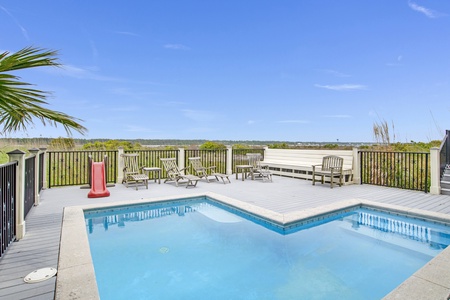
[84,196,450,300]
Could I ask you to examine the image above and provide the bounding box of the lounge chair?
[188,157,231,184]
[121,153,148,190]
[312,155,343,188]
[246,153,273,182]
[160,158,200,188]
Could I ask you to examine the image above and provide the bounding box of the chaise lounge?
[188,157,231,184]
[160,157,201,188]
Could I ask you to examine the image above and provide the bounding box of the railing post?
[29,148,40,206]
[352,147,361,184]
[40,147,47,189]
[226,146,233,175]
[7,149,26,240]
[117,147,125,184]
[430,147,441,195]
[178,148,185,173]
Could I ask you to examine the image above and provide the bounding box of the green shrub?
[199,141,226,150]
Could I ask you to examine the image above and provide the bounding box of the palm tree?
[0,46,87,135]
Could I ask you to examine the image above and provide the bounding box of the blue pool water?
[85,197,450,300]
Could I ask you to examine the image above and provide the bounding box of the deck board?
[1,175,450,299]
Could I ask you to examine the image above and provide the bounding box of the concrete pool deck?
[2,175,450,299]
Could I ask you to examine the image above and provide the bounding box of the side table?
[142,167,162,184]
[235,165,253,181]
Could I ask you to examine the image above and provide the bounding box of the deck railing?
[184,149,228,174]
[47,150,118,188]
[0,162,16,259]
[123,149,179,180]
[359,150,429,193]
[46,148,266,186]
[232,149,265,171]
[24,156,35,218]
[440,130,450,176]
[39,152,45,192]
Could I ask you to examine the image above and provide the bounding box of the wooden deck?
[1,175,450,299]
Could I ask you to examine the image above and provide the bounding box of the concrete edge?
[55,206,100,300]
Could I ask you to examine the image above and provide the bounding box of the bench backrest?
[263,149,353,170]
[321,155,343,172]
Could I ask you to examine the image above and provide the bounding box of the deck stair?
[441,165,450,195]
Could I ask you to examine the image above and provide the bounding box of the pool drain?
[24,267,57,283]
[159,247,170,254]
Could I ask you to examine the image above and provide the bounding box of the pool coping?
[55,192,450,299]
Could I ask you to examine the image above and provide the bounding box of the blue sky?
[1,1,449,142]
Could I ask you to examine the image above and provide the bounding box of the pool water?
[85,198,450,300]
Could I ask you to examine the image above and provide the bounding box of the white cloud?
[318,69,351,78]
[247,120,257,125]
[314,84,367,91]
[408,2,441,18]
[164,44,190,50]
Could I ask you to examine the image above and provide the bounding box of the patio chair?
[121,153,148,190]
[246,153,273,182]
[160,158,200,188]
[188,157,231,184]
[312,155,343,188]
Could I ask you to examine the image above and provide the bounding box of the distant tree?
[199,141,226,150]
[0,47,87,135]
[48,137,75,150]
[323,144,339,149]
[81,140,142,150]
[164,145,177,150]
[232,144,250,149]
[268,142,290,149]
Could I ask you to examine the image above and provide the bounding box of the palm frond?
[0,47,87,135]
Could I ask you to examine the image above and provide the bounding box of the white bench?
[262,149,354,184]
